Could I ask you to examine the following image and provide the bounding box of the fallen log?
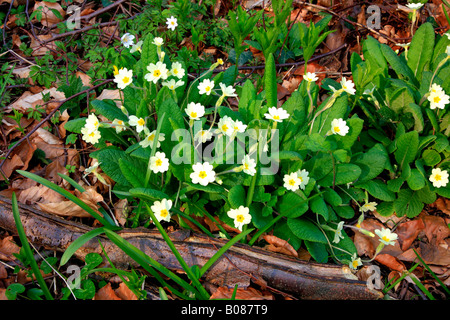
[0,195,383,300]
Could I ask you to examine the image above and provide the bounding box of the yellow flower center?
[222,124,229,132]
[173,69,178,74]
[289,179,296,186]
[244,163,249,170]
[148,134,155,141]
[137,118,145,126]
[199,171,207,179]
[122,76,130,84]
[205,86,211,92]
[191,112,197,118]
[153,70,161,77]
[382,235,390,242]
[334,126,340,132]
[89,132,95,137]
[434,96,441,104]
[171,21,175,25]
[273,115,280,120]
[160,209,169,218]
[117,120,123,125]
[236,214,245,223]
[352,260,359,268]
[435,174,442,181]
[155,159,162,166]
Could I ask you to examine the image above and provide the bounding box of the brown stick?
[0,195,383,300]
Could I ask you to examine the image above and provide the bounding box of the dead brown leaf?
[0,141,37,181]
[114,282,138,300]
[263,234,298,257]
[420,214,450,245]
[33,1,66,27]
[375,253,406,272]
[93,283,122,300]
[0,236,21,261]
[396,219,425,251]
[430,197,450,216]
[210,286,274,300]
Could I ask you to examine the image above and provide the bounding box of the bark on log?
[0,196,383,300]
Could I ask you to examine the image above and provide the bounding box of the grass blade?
[60,227,107,266]
[413,249,450,296]
[11,193,53,300]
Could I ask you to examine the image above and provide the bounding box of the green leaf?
[334,117,364,150]
[287,218,327,244]
[403,103,424,133]
[304,240,328,263]
[60,227,107,266]
[422,149,441,166]
[356,180,396,201]
[407,22,435,81]
[380,43,417,84]
[141,33,158,72]
[264,53,277,108]
[64,118,86,134]
[406,168,426,191]
[119,158,146,188]
[129,187,169,201]
[376,201,395,217]
[91,99,127,122]
[238,79,258,122]
[394,131,419,170]
[394,189,424,218]
[353,143,389,182]
[319,163,362,187]
[277,191,309,218]
[184,181,225,194]
[310,196,329,221]
[228,185,246,208]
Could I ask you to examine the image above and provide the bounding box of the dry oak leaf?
[210,286,274,300]
[395,218,425,251]
[375,253,406,273]
[37,186,103,218]
[114,282,138,300]
[263,234,298,257]
[0,236,21,261]
[0,141,37,181]
[93,283,122,300]
[420,214,450,245]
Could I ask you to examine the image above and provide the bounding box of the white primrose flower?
[194,129,213,144]
[359,201,378,213]
[113,67,133,89]
[429,168,449,188]
[340,77,356,95]
[185,102,205,120]
[140,129,165,149]
[297,169,310,190]
[198,79,215,95]
[216,116,235,136]
[152,37,164,47]
[151,199,172,223]
[128,115,146,133]
[406,2,424,10]
[232,119,247,134]
[283,172,302,192]
[81,126,101,144]
[333,221,345,244]
[264,107,290,123]
[227,206,252,231]
[120,33,134,48]
[304,72,319,82]
[190,162,216,186]
[428,88,450,110]
[166,16,178,31]
[162,79,184,91]
[330,118,350,136]
[130,40,143,53]
[375,228,398,246]
[112,119,126,133]
[242,155,256,176]
[150,151,169,174]
[145,61,169,84]
[349,254,363,270]
[85,114,100,132]
[169,62,185,79]
[219,82,237,98]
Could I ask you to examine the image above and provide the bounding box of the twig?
[2,0,15,47]
[0,79,113,178]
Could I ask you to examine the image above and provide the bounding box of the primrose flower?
[333,221,345,244]
[145,61,169,84]
[242,155,257,176]
[140,129,165,149]
[152,37,164,47]
[349,254,363,270]
[406,2,424,10]
[339,77,356,95]
[166,16,178,31]
[219,83,237,98]
[428,89,449,110]
[150,151,169,174]
[130,40,143,53]
[264,107,290,123]
[227,206,252,231]
[162,79,184,91]
[81,126,101,144]
[120,33,134,48]
[194,129,213,144]
[283,172,302,191]
[297,169,310,190]
[198,79,215,95]
[375,228,398,246]
[232,120,247,134]
[169,62,185,79]
[151,199,172,223]
[216,116,235,136]
[330,118,349,136]
[359,201,378,213]
[429,168,449,188]
[85,114,100,132]
[112,119,126,133]
[185,102,205,121]
[128,115,146,133]
[304,72,318,83]
[113,67,133,89]
[190,162,216,186]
